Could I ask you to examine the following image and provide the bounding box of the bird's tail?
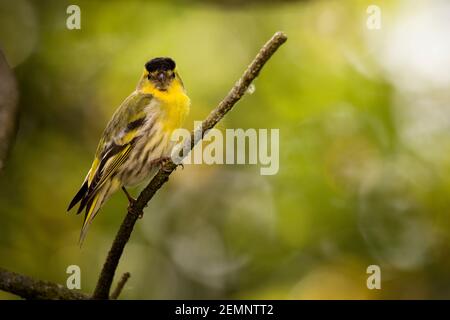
[68,176,120,246]
[78,184,110,246]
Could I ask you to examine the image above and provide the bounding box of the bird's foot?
[151,156,185,171]
[150,156,173,173]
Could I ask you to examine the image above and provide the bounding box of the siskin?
[68,57,190,244]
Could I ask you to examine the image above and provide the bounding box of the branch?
[0,267,88,300]
[0,50,19,173]
[92,31,288,299]
[110,272,130,299]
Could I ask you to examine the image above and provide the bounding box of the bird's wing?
[67,92,154,213]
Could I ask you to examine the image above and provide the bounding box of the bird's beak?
[157,72,166,82]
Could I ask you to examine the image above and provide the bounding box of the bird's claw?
[150,156,170,168]
[150,156,174,173]
[150,156,184,172]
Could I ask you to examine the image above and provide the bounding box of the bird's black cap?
[145,57,176,73]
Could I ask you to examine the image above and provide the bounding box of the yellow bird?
[67,57,190,244]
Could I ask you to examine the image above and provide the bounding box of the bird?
[67,57,190,245]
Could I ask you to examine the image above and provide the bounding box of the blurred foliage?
[1,0,450,299]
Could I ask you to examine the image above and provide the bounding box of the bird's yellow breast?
[140,79,190,131]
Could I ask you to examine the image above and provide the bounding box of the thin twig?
[92,31,288,299]
[110,272,130,299]
[0,267,88,300]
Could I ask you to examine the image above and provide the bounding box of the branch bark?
[92,31,288,299]
[0,267,88,300]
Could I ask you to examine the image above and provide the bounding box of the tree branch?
[92,31,288,299]
[110,272,130,299]
[0,267,88,300]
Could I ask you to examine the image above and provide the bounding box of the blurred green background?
[1,0,450,299]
